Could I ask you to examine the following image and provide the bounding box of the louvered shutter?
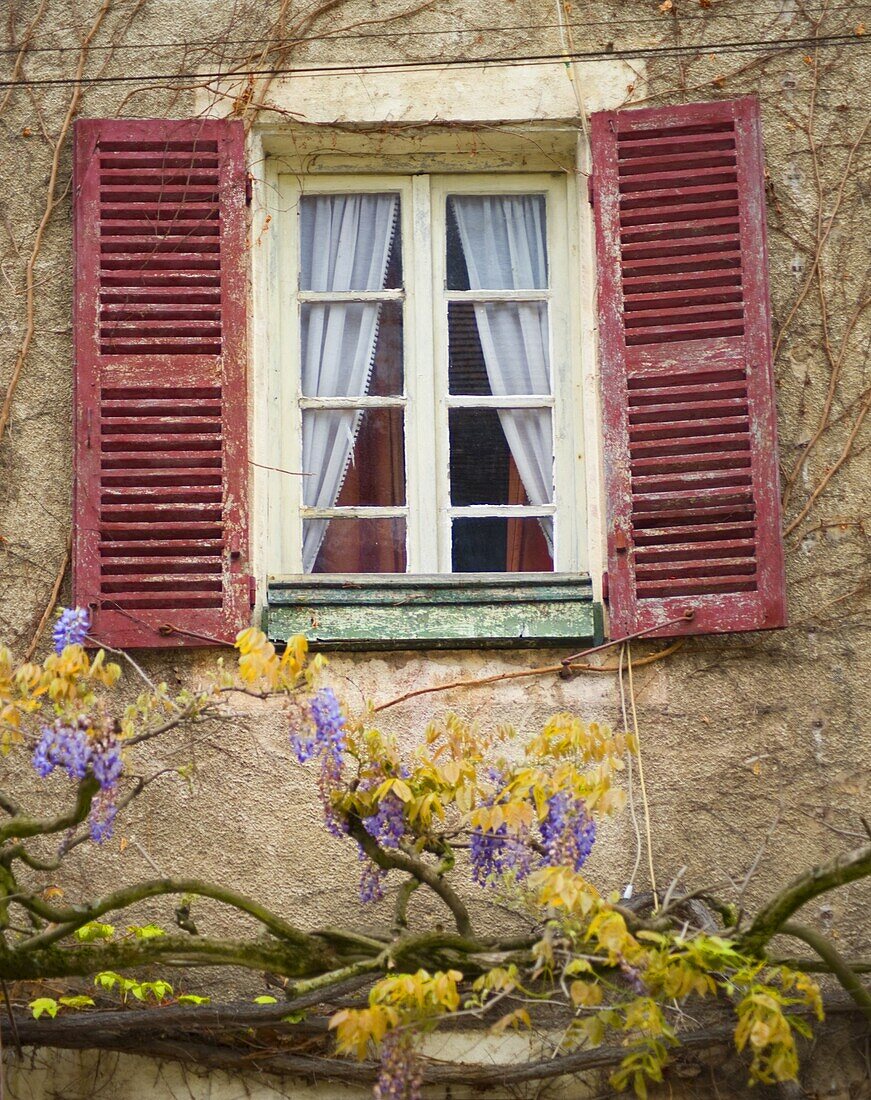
[72,118,250,648]
[591,96,786,638]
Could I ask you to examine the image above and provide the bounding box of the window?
[270,173,586,580]
[71,99,786,650]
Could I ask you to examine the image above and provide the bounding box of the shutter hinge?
[602,571,609,602]
[245,173,253,206]
[587,174,595,207]
[248,575,257,607]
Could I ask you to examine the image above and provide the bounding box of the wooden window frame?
[263,170,590,580]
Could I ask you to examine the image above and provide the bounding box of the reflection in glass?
[448,301,550,396]
[451,518,553,573]
[303,409,405,508]
[306,518,406,574]
[449,408,552,507]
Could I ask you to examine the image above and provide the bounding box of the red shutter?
[73,118,250,648]
[591,96,786,639]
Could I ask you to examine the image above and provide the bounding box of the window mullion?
[406,175,440,573]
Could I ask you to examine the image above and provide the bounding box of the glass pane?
[452,518,553,573]
[303,409,405,507]
[446,194,547,291]
[448,301,550,395]
[301,300,403,397]
[449,408,552,506]
[300,193,401,291]
[306,518,406,574]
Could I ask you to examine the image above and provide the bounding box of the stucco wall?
[0,0,869,1096]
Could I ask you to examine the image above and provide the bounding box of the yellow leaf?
[391,779,412,803]
[570,980,603,1007]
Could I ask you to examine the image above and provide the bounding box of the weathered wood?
[73,118,250,648]
[591,96,786,638]
[267,575,601,650]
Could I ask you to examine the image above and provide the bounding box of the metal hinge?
[245,174,253,206]
[587,174,595,207]
[602,571,609,602]
[248,575,257,607]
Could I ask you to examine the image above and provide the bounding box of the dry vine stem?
[372,640,685,713]
[0,0,111,447]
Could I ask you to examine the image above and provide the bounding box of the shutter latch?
[614,529,629,553]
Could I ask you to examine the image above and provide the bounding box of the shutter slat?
[593,97,785,638]
[74,118,250,648]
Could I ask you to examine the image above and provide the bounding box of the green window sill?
[266,574,603,651]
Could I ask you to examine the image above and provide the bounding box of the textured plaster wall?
[0,0,869,1096]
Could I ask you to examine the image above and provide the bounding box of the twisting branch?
[0,777,98,845]
[346,817,474,938]
[779,921,871,1021]
[11,877,328,955]
[0,934,341,983]
[741,842,871,952]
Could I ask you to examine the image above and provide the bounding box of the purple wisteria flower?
[32,719,124,845]
[33,720,92,781]
[52,607,91,653]
[290,688,347,767]
[90,733,123,790]
[358,845,387,904]
[374,1032,423,1100]
[540,791,596,871]
[290,688,349,835]
[363,793,405,850]
[470,823,534,886]
[89,791,119,844]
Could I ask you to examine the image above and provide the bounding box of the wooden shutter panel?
[591,96,786,638]
[73,118,249,648]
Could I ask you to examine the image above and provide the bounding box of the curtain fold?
[450,195,554,553]
[299,193,399,572]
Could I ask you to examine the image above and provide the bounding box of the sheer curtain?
[450,195,554,551]
[300,193,398,571]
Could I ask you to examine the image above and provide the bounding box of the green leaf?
[74,921,115,942]
[253,995,278,1005]
[58,996,95,1010]
[126,923,166,940]
[177,994,211,1006]
[144,980,173,1001]
[29,998,59,1020]
[281,1010,306,1023]
[94,971,123,991]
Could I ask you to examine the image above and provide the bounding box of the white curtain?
[450,195,554,551]
[300,193,398,572]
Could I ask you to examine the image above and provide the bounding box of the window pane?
[306,518,406,574]
[301,301,403,397]
[448,301,550,395]
[303,409,405,507]
[300,193,401,291]
[452,518,553,573]
[446,194,547,291]
[449,408,552,506]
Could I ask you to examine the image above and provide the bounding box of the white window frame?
[262,169,589,579]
